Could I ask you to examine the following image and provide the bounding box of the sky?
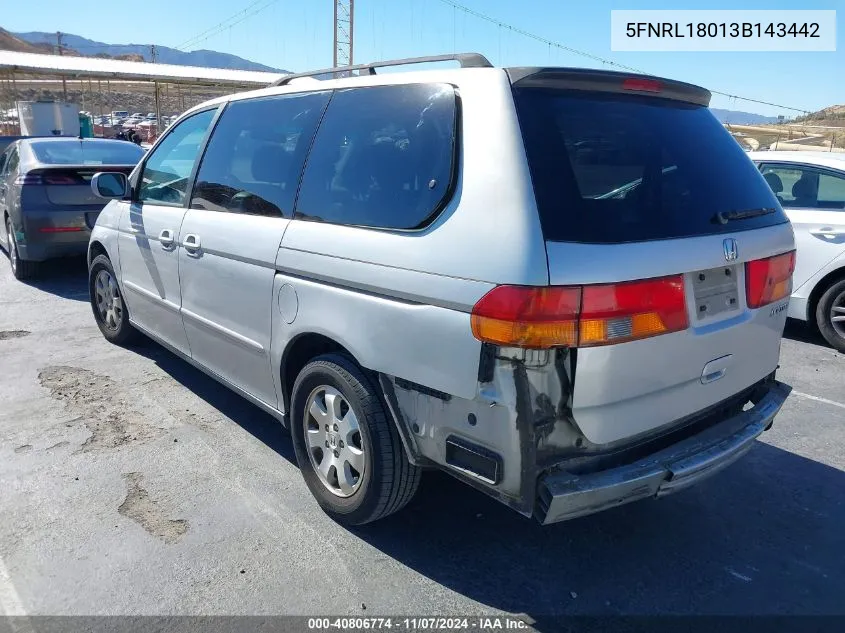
[4,0,843,117]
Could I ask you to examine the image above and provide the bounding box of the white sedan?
[749,151,845,351]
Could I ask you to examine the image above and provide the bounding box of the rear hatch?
[511,70,795,445]
[21,139,142,227]
[21,166,136,230]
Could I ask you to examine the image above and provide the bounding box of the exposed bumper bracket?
[536,380,791,524]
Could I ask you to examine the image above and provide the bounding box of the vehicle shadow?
[130,338,297,466]
[351,442,844,624]
[783,318,830,349]
[23,256,89,302]
[120,338,845,624]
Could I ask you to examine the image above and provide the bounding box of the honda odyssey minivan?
[87,53,794,525]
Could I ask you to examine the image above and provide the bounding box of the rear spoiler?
[506,67,711,107]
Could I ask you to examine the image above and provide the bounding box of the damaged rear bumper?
[536,380,791,525]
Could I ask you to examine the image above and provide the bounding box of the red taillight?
[470,286,581,348]
[580,275,688,346]
[14,172,81,186]
[42,174,79,185]
[745,251,795,309]
[14,173,43,186]
[471,275,688,349]
[622,78,662,93]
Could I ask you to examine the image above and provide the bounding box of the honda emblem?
[723,238,738,262]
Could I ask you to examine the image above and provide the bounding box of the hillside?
[12,30,287,73]
[793,104,845,128]
[709,108,779,125]
[0,27,54,54]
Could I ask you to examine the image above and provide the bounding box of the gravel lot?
[0,254,843,623]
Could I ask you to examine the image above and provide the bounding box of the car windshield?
[29,140,145,166]
[513,89,788,243]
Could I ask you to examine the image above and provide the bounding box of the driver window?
[138,108,216,206]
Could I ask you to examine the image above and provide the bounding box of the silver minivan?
[87,54,794,526]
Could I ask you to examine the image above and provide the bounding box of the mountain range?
[709,108,780,125]
[0,29,806,124]
[11,30,287,73]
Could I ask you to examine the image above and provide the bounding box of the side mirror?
[91,172,128,199]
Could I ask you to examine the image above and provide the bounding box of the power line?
[176,0,281,51]
[436,0,812,114]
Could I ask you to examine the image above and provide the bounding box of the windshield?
[513,89,788,243]
[29,140,145,166]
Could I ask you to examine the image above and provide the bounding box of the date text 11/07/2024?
[625,22,821,39]
[307,617,530,631]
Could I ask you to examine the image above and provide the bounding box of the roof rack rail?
[269,52,493,87]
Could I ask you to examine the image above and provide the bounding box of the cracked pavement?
[0,256,843,622]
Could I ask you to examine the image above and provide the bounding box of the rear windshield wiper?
[712,207,776,225]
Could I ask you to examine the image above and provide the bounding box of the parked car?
[749,151,845,351]
[87,54,793,526]
[0,137,145,280]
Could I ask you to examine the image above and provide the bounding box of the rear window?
[295,83,458,230]
[29,140,145,166]
[513,90,788,243]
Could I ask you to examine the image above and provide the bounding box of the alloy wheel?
[6,221,17,274]
[303,385,365,498]
[94,269,123,331]
[830,290,845,339]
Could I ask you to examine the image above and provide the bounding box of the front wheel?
[290,354,421,526]
[816,278,845,353]
[89,254,139,346]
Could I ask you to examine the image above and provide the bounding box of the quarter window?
[6,148,19,175]
[295,83,457,230]
[138,108,216,206]
[191,92,331,217]
[760,164,845,210]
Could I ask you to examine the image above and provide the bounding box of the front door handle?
[159,229,175,248]
[809,228,845,238]
[183,233,201,254]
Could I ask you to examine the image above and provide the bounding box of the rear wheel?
[89,254,139,346]
[5,217,38,280]
[290,354,421,526]
[815,278,845,353]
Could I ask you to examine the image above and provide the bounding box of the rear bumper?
[17,234,90,261]
[17,209,94,262]
[536,380,791,524]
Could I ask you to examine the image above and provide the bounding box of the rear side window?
[29,140,144,166]
[514,89,788,243]
[760,164,845,210]
[138,108,216,207]
[6,148,19,175]
[296,83,457,230]
[191,91,331,217]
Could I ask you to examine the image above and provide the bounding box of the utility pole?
[151,45,161,142]
[333,0,354,75]
[56,31,67,100]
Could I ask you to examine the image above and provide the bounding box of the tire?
[290,353,421,526]
[89,254,139,346]
[5,217,38,280]
[816,278,845,353]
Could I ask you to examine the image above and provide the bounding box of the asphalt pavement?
[0,254,842,625]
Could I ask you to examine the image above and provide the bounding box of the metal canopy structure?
[0,51,285,88]
[0,51,289,142]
